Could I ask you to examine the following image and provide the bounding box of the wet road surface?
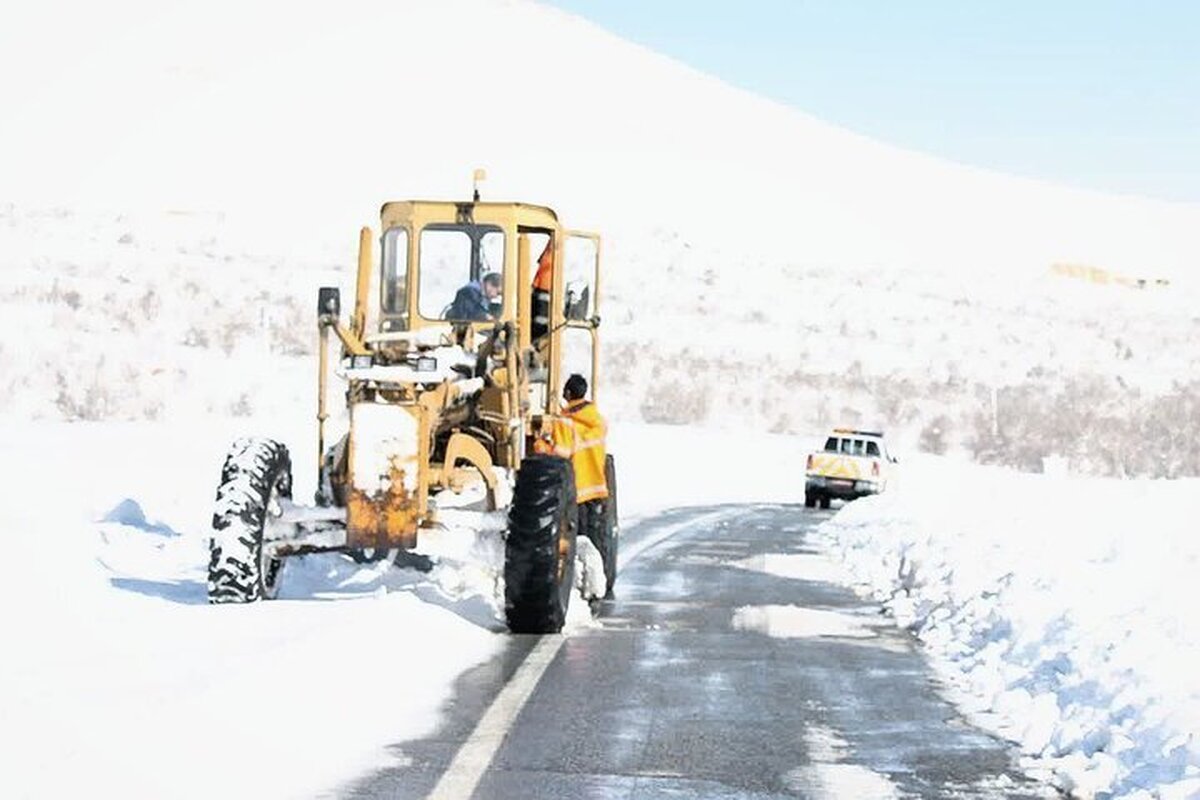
[343,504,1053,799]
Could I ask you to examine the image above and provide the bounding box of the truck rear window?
[825,437,883,457]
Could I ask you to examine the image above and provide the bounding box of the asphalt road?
[343,504,1053,800]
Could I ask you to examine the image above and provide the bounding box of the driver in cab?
[448,272,502,320]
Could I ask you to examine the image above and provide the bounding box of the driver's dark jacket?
[448,281,491,320]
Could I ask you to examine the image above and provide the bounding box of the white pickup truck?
[805,428,896,509]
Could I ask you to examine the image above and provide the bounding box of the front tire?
[208,438,292,603]
[505,455,578,633]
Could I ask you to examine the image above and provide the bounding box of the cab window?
[379,227,408,331]
[563,236,598,321]
[417,224,505,321]
[866,441,880,457]
[824,437,838,452]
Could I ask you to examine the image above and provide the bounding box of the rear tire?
[601,455,619,597]
[505,455,578,633]
[804,491,817,508]
[577,456,619,598]
[819,494,832,510]
[208,438,292,604]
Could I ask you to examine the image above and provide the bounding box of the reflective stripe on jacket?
[532,243,553,337]
[562,399,608,503]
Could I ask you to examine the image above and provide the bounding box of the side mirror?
[318,287,341,321]
[564,284,590,321]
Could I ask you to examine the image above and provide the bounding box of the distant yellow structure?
[1050,262,1170,289]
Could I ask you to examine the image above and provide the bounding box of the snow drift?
[817,458,1200,799]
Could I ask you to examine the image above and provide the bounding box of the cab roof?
[380,200,559,224]
[831,428,884,438]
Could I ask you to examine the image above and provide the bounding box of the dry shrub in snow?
[967,376,1200,478]
[919,415,953,455]
[4,208,1200,479]
[639,379,710,425]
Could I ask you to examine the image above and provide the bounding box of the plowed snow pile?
[817,458,1200,799]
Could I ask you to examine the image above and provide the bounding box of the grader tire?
[577,455,620,598]
[598,455,620,597]
[207,438,292,604]
[505,455,578,633]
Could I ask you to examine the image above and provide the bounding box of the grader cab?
[207,188,618,633]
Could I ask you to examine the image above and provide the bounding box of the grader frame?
[301,198,602,555]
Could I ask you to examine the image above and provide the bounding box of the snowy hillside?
[3,0,1199,477]
[4,0,1199,275]
[3,201,1198,478]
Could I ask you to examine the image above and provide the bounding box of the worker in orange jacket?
[531,240,553,340]
[534,373,612,598]
[535,374,608,503]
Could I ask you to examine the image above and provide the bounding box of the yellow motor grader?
[207,184,618,633]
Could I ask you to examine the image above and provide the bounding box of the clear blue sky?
[547,1,1199,203]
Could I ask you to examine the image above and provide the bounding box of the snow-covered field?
[818,458,1200,799]
[4,198,1199,479]
[6,416,1196,799]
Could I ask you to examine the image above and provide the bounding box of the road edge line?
[425,635,566,800]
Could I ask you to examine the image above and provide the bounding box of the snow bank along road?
[343,505,1053,799]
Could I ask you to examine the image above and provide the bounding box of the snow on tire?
[504,455,578,633]
[207,437,293,604]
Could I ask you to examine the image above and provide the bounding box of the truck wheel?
[602,455,619,597]
[208,438,292,604]
[579,457,619,598]
[505,455,578,633]
[804,491,817,509]
[819,494,832,510]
